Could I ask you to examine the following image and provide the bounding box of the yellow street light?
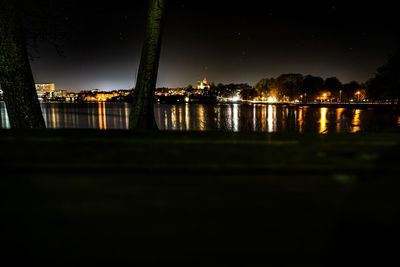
[356,91,361,102]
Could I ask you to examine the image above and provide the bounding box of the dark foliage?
[367,49,400,102]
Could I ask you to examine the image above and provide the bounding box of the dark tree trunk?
[129,0,166,130]
[0,0,45,128]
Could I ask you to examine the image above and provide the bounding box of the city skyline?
[27,0,398,91]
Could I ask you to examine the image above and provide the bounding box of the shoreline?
[1,99,396,106]
[27,100,400,108]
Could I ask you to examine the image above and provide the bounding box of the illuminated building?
[35,83,55,97]
[197,77,211,90]
[53,90,68,98]
[85,92,120,102]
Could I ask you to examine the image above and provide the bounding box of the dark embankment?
[1,129,400,265]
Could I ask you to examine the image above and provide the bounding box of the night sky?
[28,0,398,91]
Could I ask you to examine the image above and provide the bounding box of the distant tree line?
[237,74,366,102]
[183,66,400,103]
[241,48,400,103]
[209,83,252,98]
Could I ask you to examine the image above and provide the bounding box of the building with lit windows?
[35,83,55,97]
[53,90,68,98]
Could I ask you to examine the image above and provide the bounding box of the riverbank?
[34,99,400,108]
[244,100,400,109]
[1,130,400,265]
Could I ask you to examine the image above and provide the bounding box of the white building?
[35,83,55,97]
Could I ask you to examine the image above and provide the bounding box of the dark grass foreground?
[1,129,400,265]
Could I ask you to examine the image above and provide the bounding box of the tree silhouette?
[275,74,304,100]
[0,0,45,128]
[301,75,324,101]
[324,77,343,99]
[343,81,361,101]
[367,49,400,102]
[130,0,167,130]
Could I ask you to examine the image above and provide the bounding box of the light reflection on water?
[336,108,345,133]
[0,102,399,133]
[352,109,362,133]
[0,102,10,129]
[319,108,328,134]
[268,105,275,133]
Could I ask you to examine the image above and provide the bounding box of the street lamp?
[356,91,361,102]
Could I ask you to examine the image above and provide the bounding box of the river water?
[0,102,399,133]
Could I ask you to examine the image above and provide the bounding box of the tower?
[197,77,210,90]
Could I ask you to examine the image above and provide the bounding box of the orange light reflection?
[319,108,328,134]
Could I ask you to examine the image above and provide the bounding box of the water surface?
[0,102,399,133]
